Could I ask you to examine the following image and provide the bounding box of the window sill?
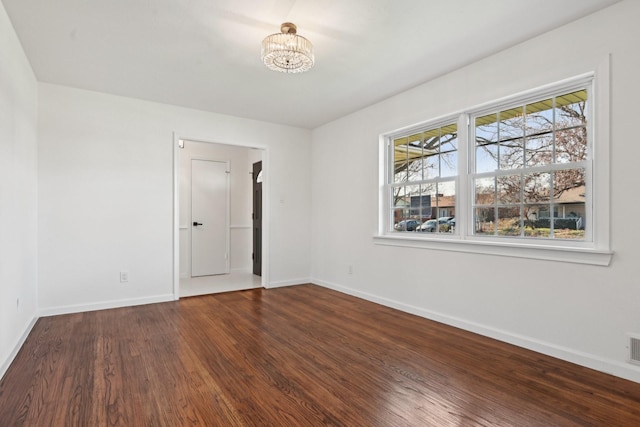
[373,234,612,266]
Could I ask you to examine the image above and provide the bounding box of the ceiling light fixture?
[261,22,314,73]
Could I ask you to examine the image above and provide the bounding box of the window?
[390,122,458,234]
[378,71,611,265]
[472,89,588,240]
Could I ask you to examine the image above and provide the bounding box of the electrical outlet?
[120,271,129,283]
[348,265,353,275]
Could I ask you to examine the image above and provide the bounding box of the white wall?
[38,84,311,314]
[0,1,38,378]
[311,0,640,382]
[179,141,259,277]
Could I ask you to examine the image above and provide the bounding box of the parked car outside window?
[395,219,421,231]
[438,216,453,224]
[417,219,437,232]
[417,217,455,232]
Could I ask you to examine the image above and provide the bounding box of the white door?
[191,159,229,277]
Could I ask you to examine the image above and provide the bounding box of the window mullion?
[458,113,469,237]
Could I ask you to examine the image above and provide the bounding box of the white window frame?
[386,117,460,234]
[375,65,612,266]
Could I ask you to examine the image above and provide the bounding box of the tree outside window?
[473,89,588,239]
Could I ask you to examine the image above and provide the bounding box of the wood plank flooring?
[1,284,640,426]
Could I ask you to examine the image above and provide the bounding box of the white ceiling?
[3,0,619,129]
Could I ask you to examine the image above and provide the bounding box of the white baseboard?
[0,315,38,382]
[38,294,175,317]
[311,278,640,384]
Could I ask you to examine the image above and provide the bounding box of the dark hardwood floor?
[1,284,640,426]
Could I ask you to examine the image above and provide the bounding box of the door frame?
[172,133,269,299]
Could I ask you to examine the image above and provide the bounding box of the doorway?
[174,138,266,298]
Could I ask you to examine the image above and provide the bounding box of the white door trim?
[172,133,270,300]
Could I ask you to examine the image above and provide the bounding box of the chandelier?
[261,22,314,73]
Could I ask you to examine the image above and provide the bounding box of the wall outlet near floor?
[120,271,129,283]
[348,265,353,275]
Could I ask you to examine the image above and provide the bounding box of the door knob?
[193,221,203,226]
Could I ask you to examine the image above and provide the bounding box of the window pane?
[552,168,586,239]
[418,183,436,220]
[393,137,409,183]
[499,107,524,142]
[499,107,524,170]
[441,151,457,178]
[419,211,429,223]
[476,114,498,173]
[476,113,498,143]
[407,133,425,182]
[525,134,553,167]
[524,204,552,238]
[406,184,421,203]
[475,177,495,205]
[525,98,554,135]
[497,206,521,236]
[525,97,555,166]
[553,169,585,201]
[422,153,440,179]
[392,208,405,229]
[555,128,587,163]
[476,143,498,173]
[404,184,424,218]
[475,207,495,235]
[436,181,456,233]
[523,172,551,203]
[392,186,407,209]
[499,138,524,170]
[420,128,441,179]
[497,175,521,204]
[554,90,588,164]
[406,155,425,182]
[440,123,458,151]
[440,123,458,177]
[553,217,585,239]
[555,90,587,130]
